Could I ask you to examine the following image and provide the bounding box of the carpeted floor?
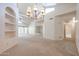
[0,35,78,56]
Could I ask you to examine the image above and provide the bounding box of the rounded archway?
[5,7,15,16]
[4,6,16,39]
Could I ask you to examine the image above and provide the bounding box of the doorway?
[64,22,73,40]
[64,17,76,41]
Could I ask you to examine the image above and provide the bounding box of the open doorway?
[64,17,77,41]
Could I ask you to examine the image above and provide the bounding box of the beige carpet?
[0,35,78,56]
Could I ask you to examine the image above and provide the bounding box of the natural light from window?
[45,8,55,14]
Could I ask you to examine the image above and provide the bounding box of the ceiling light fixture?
[26,4,45,20]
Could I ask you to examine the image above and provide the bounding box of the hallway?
[0,35,78,56]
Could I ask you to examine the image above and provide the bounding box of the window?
[18,27,28,37]
[45,8,55,14]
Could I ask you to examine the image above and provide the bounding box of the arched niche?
[5,7,15,16]
[4,6,16,39]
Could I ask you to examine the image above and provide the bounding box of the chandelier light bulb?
[34,7,38,11]
[27,7,31,12]
[26,5,45,19]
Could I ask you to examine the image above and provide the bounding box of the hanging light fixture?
[26,7,32,16]
[26,4,45,20]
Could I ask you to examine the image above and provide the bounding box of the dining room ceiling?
[17,3,76,27]
[17,3,56,27]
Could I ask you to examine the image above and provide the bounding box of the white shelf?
[5,20,15,25]
[5,30,16,32]
[0,5,18,54]
[5,11,15,18]
[4,7,16,41]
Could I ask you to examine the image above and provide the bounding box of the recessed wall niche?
[5,7,16,39]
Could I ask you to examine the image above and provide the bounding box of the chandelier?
[26,5,45,20]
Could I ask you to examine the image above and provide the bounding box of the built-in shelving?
[5,7,16,39]
[5,19,15,25]
[0,4,18,54]
[5,30,16,32]
[5,11,15,18]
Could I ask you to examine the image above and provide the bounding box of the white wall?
[0,4,5,39]
[55,12,76,40]
[0,3,19,54]
[55,3,76,16]
[43,3,76,40]
[29,21,35,35]
[76,4,79,52]
[43,12,55,40]
[54,16,64,40]
[43,15,64,40]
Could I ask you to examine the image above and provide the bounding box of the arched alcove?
[5,6,16,39]
[0,4,18,54]
[5,7,15,16]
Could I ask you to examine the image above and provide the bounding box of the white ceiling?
[17,3,56,27]
[17,3,56,15]
[17,3,76,27]
[17,3,34,14]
